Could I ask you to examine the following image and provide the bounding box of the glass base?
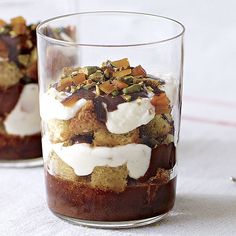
[53,212,168,229]
[0,157,43,168]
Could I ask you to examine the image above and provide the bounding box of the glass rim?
[36,11,185,48]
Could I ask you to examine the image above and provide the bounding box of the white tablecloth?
[1,0,236,235]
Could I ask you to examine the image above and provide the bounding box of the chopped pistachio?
[83,82,96,90]
[9,31,17,37]
[18,54,30,66]
[95,85,100,95]
[146,86,154,92]
[89,71,104,82]
[63,67,75,76]
[111,90,119,96]
[65,86,71,92]
[121,94,131,102]
[70,85,77,93]
[122,84,141,94]
[30,48,37,63]
[123,76,133,85]
[79,66,99,76]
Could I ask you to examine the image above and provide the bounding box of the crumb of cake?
[0,62,22,88]
[148,168,170,185]
[93,128,139,147]
[47,151,78,181]
[91,165,128,192]
[163,134,174,145]
[47,119,71,143]
[141,114,172,139]
[69,100,104,135]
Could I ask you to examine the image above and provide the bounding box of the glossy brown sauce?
[46,143,176,221]
[0,133,42,160]
[0,83,23,117]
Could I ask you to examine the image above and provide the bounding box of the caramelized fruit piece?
[11,16,26,26]
[12,24,27,35]
[61,93,80,107]
[131,65,146,77]
[151,93,170,106]
[155,106,170,115]
[73,73,86,85]
[99,81,116,94]
[151,93,171,114]
[0,19,6,27]
[57,77,73,91]
[113,69,132,78]
[11,16,27,35]
[112,80,128,90]
[111,58,130,69]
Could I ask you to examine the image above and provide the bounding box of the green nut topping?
[95,84,100,95]
[89,71,104,82]
[79,66,99,76]
[123,76,133,85]
[18,54,30,66]
[121,94,131,102]
[122,84,141,94]
[83,82,96,90]
[111,90,119,96]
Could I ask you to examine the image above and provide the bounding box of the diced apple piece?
[0,19,6,27]
[99,81,116,94]
[61,93,80,107]
[57,77,73,91]
[131,65,146,77]
[155,106,171,115]
[113,68,132,78]
[112,79,128,90]
[111,58,130,69]
[151,93,171,114]
[73,73,86,85]
[151,93,170,106]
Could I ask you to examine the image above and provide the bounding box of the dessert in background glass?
[0,0,78,167]
[37,12,184,228]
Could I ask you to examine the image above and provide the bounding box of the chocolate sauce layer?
[62,89,149,123]
[139,143,176,182]
[71,134,93,144]
[0,133,42,160]
[46,172,176,221]
[45,143,176,221]
[0,83,23,117]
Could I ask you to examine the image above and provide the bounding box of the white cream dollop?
[40,87,87,120]
[4,84,41,136]
[105,98,155,134]
[53,143,151,179]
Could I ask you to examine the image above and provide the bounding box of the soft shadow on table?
[158,194,236,226]
[120,194,236,235]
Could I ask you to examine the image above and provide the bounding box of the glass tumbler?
[37,11,184,228]
[0,0,78,167]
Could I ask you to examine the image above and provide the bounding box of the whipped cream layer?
[4,84,41,136]
[53,143,151,179]
[105,98,155,134]
[40,87,87,120]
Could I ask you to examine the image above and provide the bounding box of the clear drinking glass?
[0,0,78,167]
[37,11,184,228]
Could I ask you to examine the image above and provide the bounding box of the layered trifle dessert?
[0,17,42,160]
[41,58,177,221]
